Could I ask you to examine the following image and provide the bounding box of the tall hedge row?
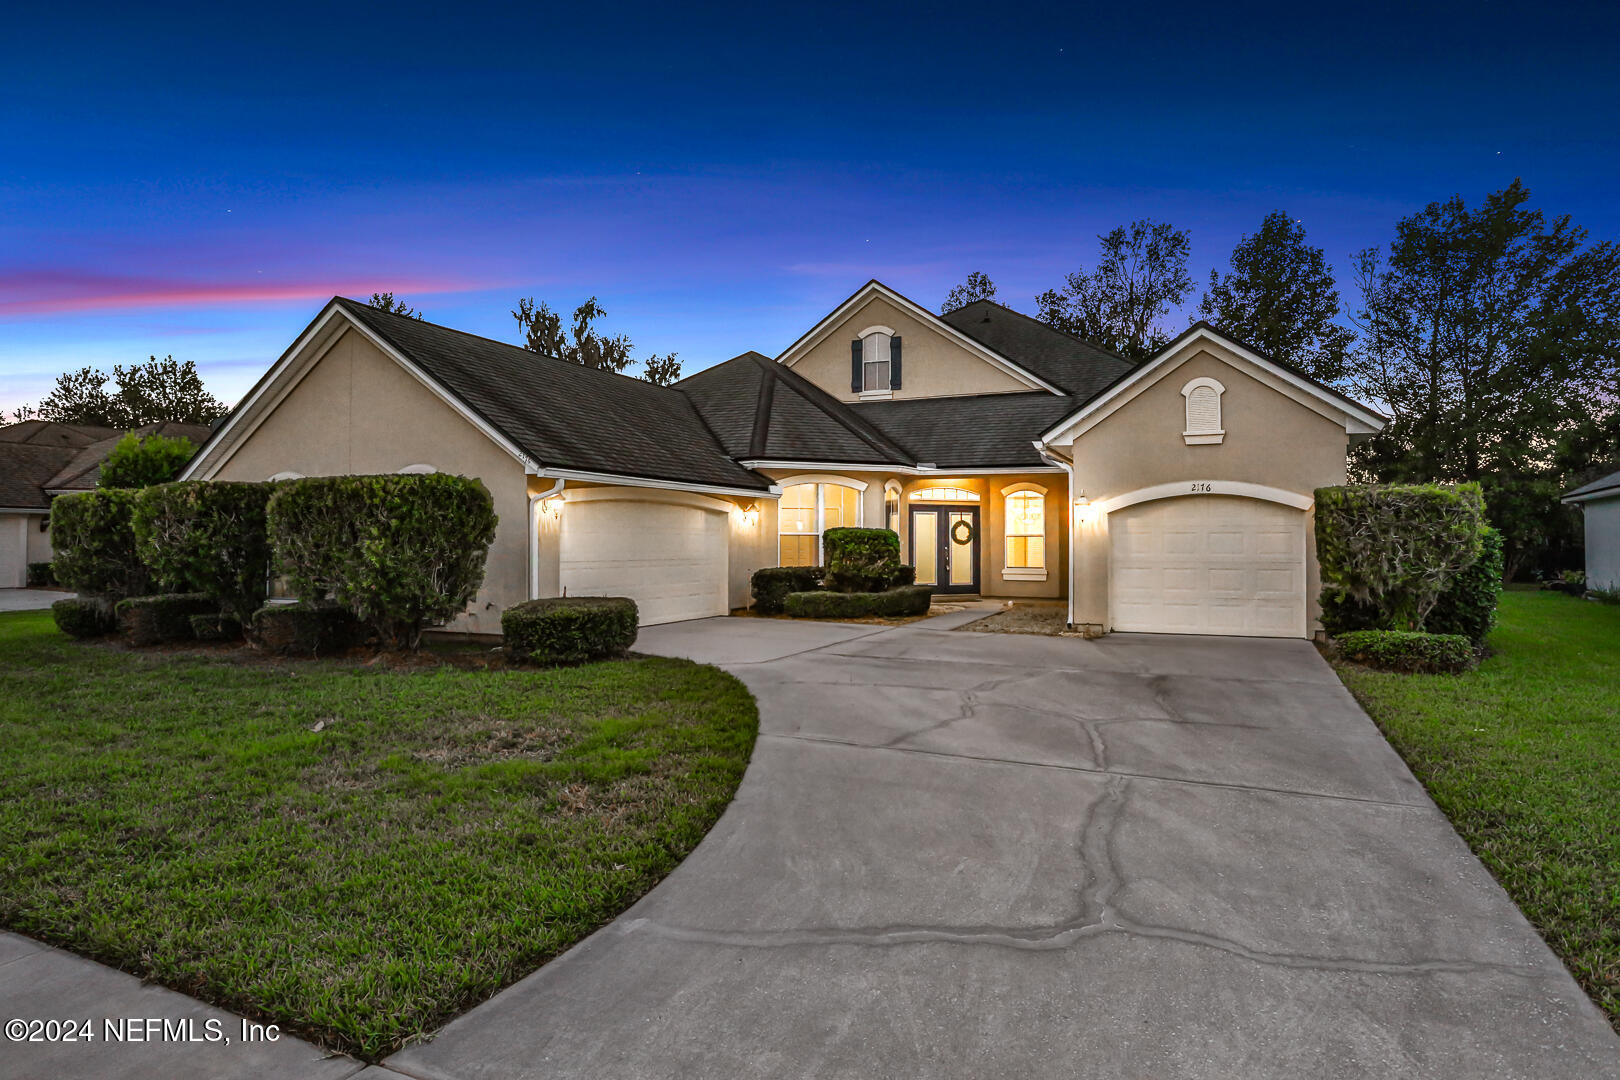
[48,490,149,599]
[132,481,275,620]
[268,473,498,648]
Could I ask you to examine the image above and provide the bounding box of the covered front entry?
[1109,494,1306,637]
[559,489,730,625]
[910,504,979,594]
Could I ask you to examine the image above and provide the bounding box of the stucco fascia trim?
[536,467,779,500]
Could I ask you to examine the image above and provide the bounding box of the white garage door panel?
[1110,496,1306,638]
[560,498,729,626]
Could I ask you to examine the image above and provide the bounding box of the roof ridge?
[948,298,1137,367]
[762,358,918,463]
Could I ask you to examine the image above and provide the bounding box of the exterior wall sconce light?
[1074,491,1089,507]
[739,502,760,528]
[540,496,564,519]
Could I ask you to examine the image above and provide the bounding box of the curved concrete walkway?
[389,613,1620,1079]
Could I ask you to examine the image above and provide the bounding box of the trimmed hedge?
[782,585,933,619]
[48,489,149,599]
[115,593,217,646]
[751,566,825,614]
[1426,526,1504,644]
[190,613,243,642]
[1335,630,1475,674]
[26,562,55,588]
[268,474,499,648]
[133,480,275,620]
[823,527,906,592]
[502,596,639,663]
[51,597,113,639]
[252,602,362,657]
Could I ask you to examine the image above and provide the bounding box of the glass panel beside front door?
[949,510,975,586]
[910,505,978,594]
[913,510,938,585]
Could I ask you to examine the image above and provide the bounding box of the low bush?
[115,593,216,646]
[189,613,243,642]
[48,489,149,599]
[51,597,113,639]
[502,596,639,663]
[823,527,908,592]
[26,562,55,588]
[1335,630,1475,674]
[750,565,825,614]
[252,602,362,657]
[268,474,499,648]
[782,585,933,619]
[1426,526,1504,644]
[133,480,275,621]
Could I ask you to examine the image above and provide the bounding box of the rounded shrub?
[115,593,217,646]
[502,596,639,663]
[48,489,149,600]
[51,597,114,639]
[133,480,275,621]
[252,602,362,657]
[1335,630,1475,674]
[822,527,906,592]
[268,474,499,648]
[782,585,933,619]
[1426,526,1504,645]
[26,562,55,588]
[750,566,824,614]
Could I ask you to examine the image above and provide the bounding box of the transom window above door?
[910,486,978,501]
[779,480,862,565]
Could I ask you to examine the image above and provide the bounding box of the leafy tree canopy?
[941,272,998,313]
[512,296,678,384]
[1198,210,1355,384]
[98,433,197,490]
[368,293,421,319]
[29,356,227,428]
[1037,220,1193,360]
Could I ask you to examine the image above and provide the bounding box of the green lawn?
[1336,589,1618,1027]
[0,610,757,1059]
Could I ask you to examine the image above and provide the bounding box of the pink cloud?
[0,269,490,316]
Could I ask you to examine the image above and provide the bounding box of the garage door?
[1110,495,1305,637]
[559,493,729,626]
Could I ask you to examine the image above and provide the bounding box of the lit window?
[884,482,901,533]
[1005,490,1045,569]
[1181,377,1226,443]
[911,486,979,502]
[778,482,861,565]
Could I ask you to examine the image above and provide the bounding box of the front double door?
[910,504,979,594]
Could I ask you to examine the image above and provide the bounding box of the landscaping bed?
[960,600,1072,636]
[1335,589,1619,1028]
[0,609,758,1059]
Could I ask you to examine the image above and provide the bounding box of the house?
[179,281,1386,637]
[1561,469,1620,591]
[0,420,213,587]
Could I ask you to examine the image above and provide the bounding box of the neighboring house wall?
[210,329,530,635]
[0,513,30,588]
[1063,345,1350,630]
[1585,496,1620,591]
[28,514,52,566]
[788,296,1036,403]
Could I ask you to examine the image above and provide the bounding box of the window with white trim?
[1181,377,1225,444]
[862,330,891,392]
[1003,485,1046,575]
[398,463,438,474]
[884,481,901,533]
[778,482,861,565]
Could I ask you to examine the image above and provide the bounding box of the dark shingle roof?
[335,298,770,491]
[44,422,213,492]
[851,393,1076,469]
[941,300,1134,398]
[678,352,913,465]
[1563,468,1620,502]
[0,421,211,508]
[0,443,78,508]
[0,420,119,448]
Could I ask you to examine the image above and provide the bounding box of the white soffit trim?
[1092,480,1314,515]
[740,459,1064,476]
[562,486,737,515]
[775,281,1064,396]
[772,473,871,491]
[1039,326,1387,445]
[537,467,779,500]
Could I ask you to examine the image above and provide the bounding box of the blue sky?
[3,0,1616,413]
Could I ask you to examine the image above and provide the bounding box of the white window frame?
[776,475,866,565]
[398,463,438,474]
[1000,482,1048,581]
[884,479,902,534]
[910,486,979,502]
[1181,377,1226,444]
[858,325,894,399]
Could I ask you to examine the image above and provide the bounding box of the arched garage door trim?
[1094,480,1313,516]
[563,486,736,515]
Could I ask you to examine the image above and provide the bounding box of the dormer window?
[851,326,902,398]
[1181,377,1225,444]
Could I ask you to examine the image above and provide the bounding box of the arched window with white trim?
[1001,482,1047,579]
[884,480,902,534]
[267,471,304,482]
[398,463,438,474]
[777,476,864,565]
[1181,377,1225,444]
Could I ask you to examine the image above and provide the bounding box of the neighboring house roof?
[1562,468,1620,504]
[940,300,1134,399]
[0,443,79,509]
[334,299,772,491]
[44,421,214,493]
[0,420,210,509]
[851,393,1077,469]
[678,352,914,466]
[0,420,120,448]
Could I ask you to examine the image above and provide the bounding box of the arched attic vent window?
[1181,377,1225,445]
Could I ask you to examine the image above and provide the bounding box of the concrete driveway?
[390,613,1620,1080]
[0,588,70,611]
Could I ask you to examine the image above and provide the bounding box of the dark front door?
[910,504,979,594]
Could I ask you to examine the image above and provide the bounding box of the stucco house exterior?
[1561,469,1620,591]
[0,420,212,587]
[178,280,1385,637]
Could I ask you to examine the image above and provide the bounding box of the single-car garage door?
[1110,495,1306,637]
[559,490,730,626]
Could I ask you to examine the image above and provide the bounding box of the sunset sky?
[4,0,1616,414]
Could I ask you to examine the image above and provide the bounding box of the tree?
[942,272,998,313]
[1197,211,1355,384]
[368,292,421,318]
[9,404,37,423]
[30,357,226,428]
[1347,179,1620,578]
[642,353,682,386]
[1036,220,1193,359]
[98,433,197,489]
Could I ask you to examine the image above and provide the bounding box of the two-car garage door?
[559,491,730,626]
[1110,495,1306,638]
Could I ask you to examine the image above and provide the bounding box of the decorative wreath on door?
[951,519,977,545]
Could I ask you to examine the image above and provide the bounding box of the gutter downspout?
[528,477,564,600]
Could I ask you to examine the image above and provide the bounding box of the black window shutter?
[850,339,863,392]
[890,335,902,389]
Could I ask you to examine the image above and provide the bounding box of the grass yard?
[1335,589,1619,1027]
[0,610,757,1059]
